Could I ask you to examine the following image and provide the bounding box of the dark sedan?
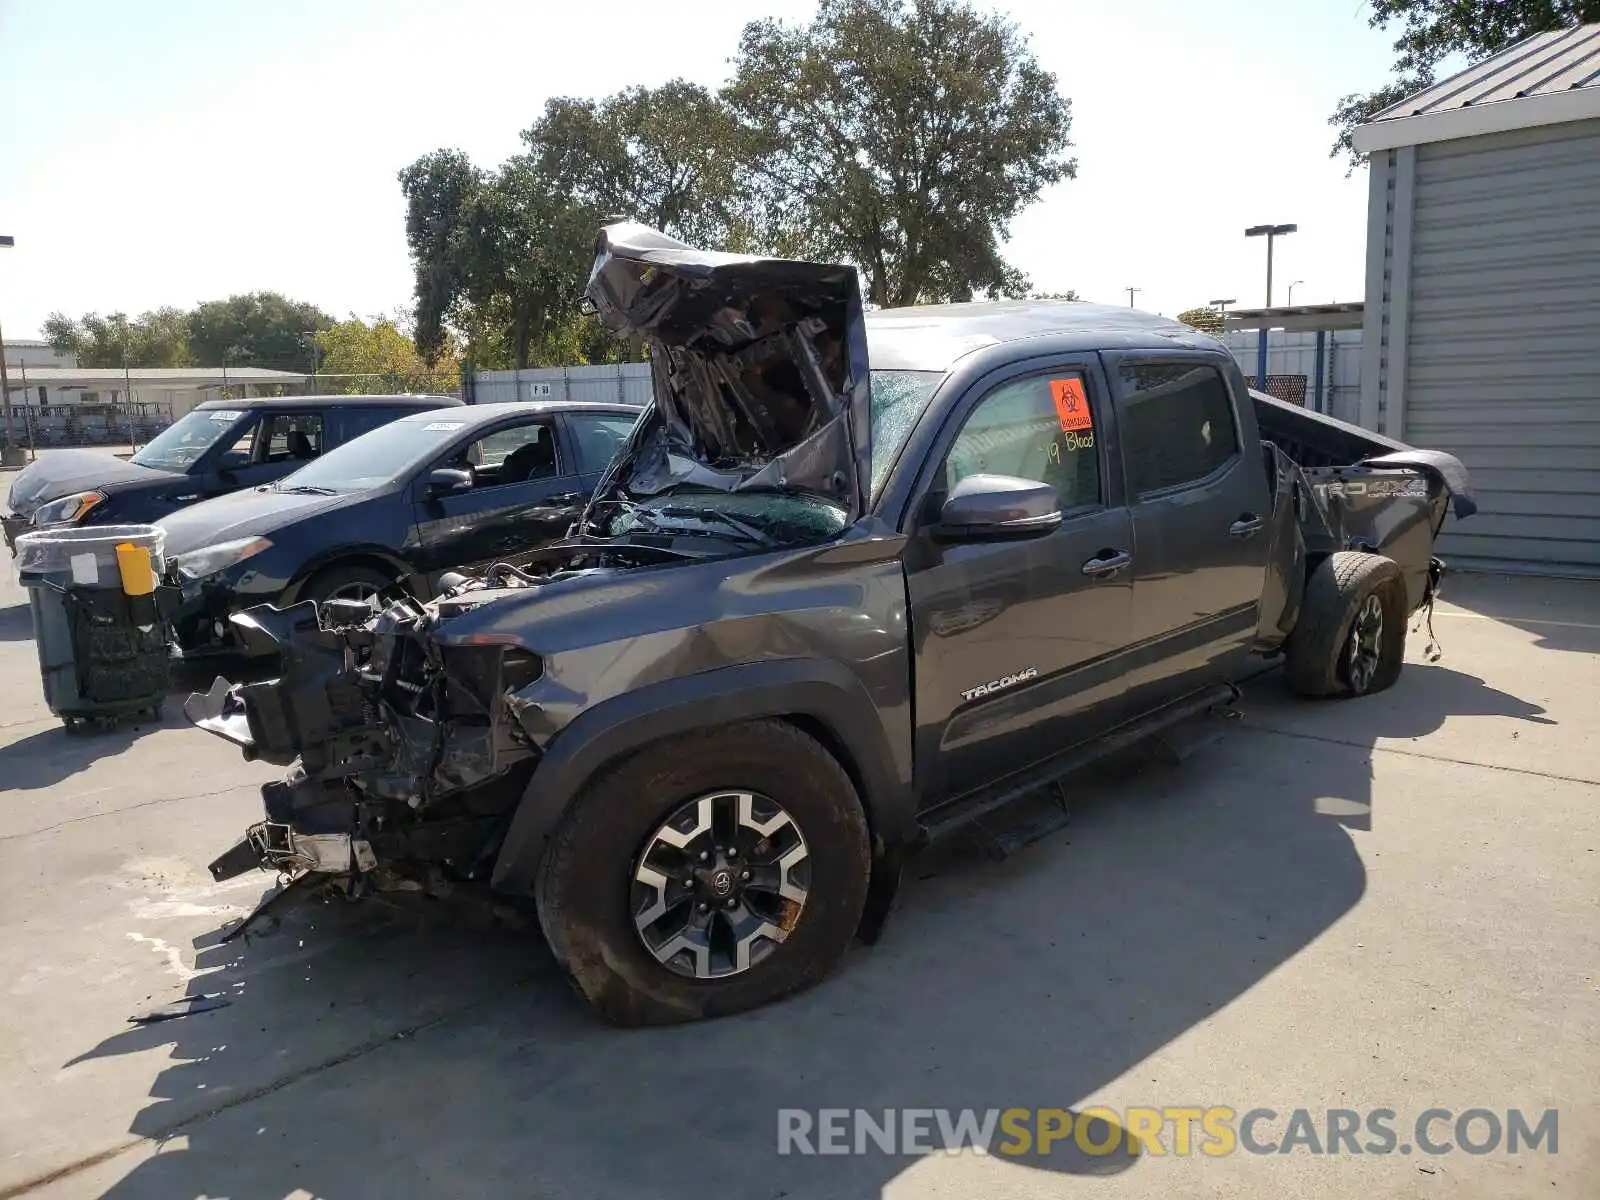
[160,400,641,654]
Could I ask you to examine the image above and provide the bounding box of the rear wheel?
[1284,551,1408,698]
[535,720,871,1026]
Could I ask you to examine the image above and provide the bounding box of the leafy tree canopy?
[725,0,1075,307]
[43,307,194,368]
[186,292,335,370]
[1331,0,1600,166]
[314,315,459,393]
[1176,306,1225,335]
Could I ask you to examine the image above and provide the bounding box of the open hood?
[584,222,872,521]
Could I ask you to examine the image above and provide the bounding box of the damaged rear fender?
[489,658,914,895]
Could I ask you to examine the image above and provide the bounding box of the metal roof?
[193,394,462,410]
[13,366,308,384]
[1224,303,1365,333]
[865,300,1214,371]
[1354,23,1600,153]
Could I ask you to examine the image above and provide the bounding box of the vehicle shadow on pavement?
[0,659,261,790]
[66,661,1547,1199]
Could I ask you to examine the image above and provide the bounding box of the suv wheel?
[1284,551,1408,698]
[535,720,871,1026]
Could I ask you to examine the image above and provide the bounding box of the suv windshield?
[130,408,249,471]
[275,412,468,492]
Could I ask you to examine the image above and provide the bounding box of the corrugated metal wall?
[473,363,652,407]
[1366,118,1600,576]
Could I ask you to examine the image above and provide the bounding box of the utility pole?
[302,330,319,392]
[1244,223,1296,391]
[0,235,15,464]
[1125,287,1141,308]
[121,335,137,454]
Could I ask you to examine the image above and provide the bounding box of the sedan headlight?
[31,490,105,526]
[172,536,274,582]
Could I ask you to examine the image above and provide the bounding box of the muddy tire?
[299,562,396,607]
[1284,551,1408,698]
[535,720,871,1026]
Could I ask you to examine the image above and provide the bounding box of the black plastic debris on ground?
[127,993,232,1024]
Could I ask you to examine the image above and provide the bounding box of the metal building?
[1354,23,1600,576]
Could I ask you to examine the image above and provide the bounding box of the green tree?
[1330,0,1600,167]
[187,292,335,370]
[1030,289,1081,302]
[525,81,756,248]
[42,307,194,367]
[724,0,1076,307]
[400,151,599,370]
[1176,306,1225,335]
[314,315,459,393]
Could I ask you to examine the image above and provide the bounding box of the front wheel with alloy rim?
[299,561,397,608]
[1284,551,1408,698]
[535,720,871,1026]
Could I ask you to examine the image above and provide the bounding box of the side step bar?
[918,683,1240,849]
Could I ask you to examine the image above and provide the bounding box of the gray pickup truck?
[188,223,1474,1026]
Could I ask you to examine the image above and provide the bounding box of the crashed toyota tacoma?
[187,222,1475,1026]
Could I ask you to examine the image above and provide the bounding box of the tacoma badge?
[961,666,1039,702]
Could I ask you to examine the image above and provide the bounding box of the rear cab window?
[1114,362,1240,498]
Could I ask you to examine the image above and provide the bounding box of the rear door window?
[1116,362,1239,497]
[336,406,406,445]
[262,413,325,462]
[565,413,639,473]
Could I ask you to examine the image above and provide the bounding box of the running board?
[918,683,1240,848]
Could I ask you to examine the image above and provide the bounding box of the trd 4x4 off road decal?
[961,666,1039,702]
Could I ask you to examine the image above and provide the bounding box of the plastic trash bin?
[14,525,176,731]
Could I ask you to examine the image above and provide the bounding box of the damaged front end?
[189,220,873,908]
[190,584,545,896]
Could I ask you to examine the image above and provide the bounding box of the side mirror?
[427,467,473,497]
[216,449,251,474]
[935,474,1061,542]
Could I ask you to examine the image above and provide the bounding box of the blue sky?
[0,0,1401,340]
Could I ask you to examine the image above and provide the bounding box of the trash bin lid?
[15,524,166,584]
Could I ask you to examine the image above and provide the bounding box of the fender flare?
[489,658,915,895]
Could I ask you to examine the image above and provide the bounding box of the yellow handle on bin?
[116,543,156,597]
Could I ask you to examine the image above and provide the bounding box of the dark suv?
[3,394,460,551]
[189,225,1474,1027]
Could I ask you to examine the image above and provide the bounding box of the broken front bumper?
[3,514,31,554]
[208,822,377,882]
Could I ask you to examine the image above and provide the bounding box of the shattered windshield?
[130,408,248,471]
[869,370,943,499]
[597,369,943,548]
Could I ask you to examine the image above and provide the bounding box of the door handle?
[1081,550,1132,577]
[550,491,583,506]
[1229,514,1264,538]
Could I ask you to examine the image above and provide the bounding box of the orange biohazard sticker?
[1049,378,1093,433]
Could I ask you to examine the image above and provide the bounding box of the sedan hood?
[584,222,872,521]
[157,487,350,556]
[6,450,180,516]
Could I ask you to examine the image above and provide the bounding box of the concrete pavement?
[0,489,1595,1198]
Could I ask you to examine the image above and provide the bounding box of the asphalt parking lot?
[1,466,1596,1199]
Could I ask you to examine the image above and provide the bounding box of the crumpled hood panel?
[584,222,872,520]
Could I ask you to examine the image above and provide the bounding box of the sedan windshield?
[276,413,472,492]
[130,408,248,471]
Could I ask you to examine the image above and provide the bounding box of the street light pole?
[1125,287,1141,308]
[0,235,15,462]
[1244,223,1297,391]
[1287,280,1304,306]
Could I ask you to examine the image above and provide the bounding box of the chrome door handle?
[1081,550,1132,577]
[1229,515,1264,538]
[550,492,584,506]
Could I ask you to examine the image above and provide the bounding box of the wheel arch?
[281,546,419,605]
[489,659,915,898]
